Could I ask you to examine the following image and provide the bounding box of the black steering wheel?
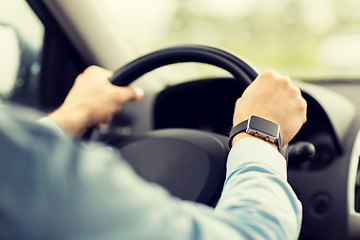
[92,45,258,207]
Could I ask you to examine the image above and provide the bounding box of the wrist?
[48,106,89,136]
[232,132,278,150]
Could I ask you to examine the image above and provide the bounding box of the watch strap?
[228,119,248,148]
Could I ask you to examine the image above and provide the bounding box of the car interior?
[2,0,360,239]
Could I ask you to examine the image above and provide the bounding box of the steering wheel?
[91,45,258,207]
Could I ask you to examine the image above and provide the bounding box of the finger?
[116,86,144,103]
[104,115,113,123]
[289,85,302,97]
[96,123,107,130]
[258,69,281,81]
[132,86,144,101]
[96,116,112,129]
[102,68,114,79]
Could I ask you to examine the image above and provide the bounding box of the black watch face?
[248,115,279,137]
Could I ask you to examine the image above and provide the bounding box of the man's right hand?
[231,70,307,148]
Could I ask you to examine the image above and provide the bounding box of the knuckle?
[84,65,100,74]
[299,102,306,111]
[302,99,308,111]
[289,85,300,96]
[261,69,276,79]
[297,98,307,112]
[235,97,242,107]
[279,75,291,86]
[75,73,84,82]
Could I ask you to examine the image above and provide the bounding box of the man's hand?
[48,66,144,136]
[232,70,307,148]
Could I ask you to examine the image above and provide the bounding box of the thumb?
[116,85,144,103]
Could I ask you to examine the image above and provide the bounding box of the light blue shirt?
[0,107,302,239]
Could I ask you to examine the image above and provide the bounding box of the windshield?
[94,0,360,81]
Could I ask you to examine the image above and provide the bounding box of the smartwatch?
[229,115,281,149]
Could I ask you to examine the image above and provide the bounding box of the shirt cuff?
[227,137,287,180]
[37,117,66,139]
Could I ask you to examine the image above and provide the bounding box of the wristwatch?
[229,115,281,149]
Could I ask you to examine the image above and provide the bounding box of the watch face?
[247,115,279,138]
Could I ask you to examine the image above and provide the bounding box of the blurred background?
[94,0,360,80]
[2,0,360,97]
[0,0,42,101]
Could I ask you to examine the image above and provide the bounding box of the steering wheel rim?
[110,45,258,86]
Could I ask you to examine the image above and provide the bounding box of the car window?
[0,0,44,106]
[93,0,360,81]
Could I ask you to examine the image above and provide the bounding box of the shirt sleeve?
[37,117,66,138]
[42,139,301,239]
[214,137,302,239]
[1,111,302,240]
